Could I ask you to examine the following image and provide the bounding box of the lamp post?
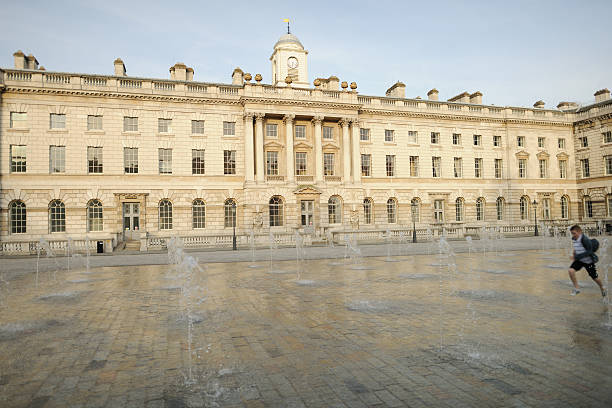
[411,201,417,243]
[232,201,237,250]
[533,199,538,237]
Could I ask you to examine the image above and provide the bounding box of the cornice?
[240,96,361,110]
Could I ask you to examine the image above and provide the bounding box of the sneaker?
[571,288,581,296]
[602,289,607,298]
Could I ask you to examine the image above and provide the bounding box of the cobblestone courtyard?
[0,242,611,407]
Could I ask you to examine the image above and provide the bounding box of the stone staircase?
[123,240,140,252]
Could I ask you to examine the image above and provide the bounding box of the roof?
[274,33,304,49]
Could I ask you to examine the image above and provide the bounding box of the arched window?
[411,198,421,223]
[49,200,65,233]
[224,199,236,227]
[583,196,593,218]
[496,197,505,221]
[560,196,569,219]
[192,199,206,229]
[9,200,26,234]
[87,199,103,232]
[159,199,173,230]
[455,198,464,222]
[520,196,529,220]
[387,198,397,224]
[269,196,284,227]
[328,196,342,224]
[363,198,373,224]
[476,197,485,221]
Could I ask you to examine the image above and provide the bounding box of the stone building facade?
[1,33,611,252]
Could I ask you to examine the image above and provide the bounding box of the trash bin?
[96,241,104,254]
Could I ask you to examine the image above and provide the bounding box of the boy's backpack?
[581,235,600,263]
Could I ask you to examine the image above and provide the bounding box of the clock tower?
[270,31,308,87]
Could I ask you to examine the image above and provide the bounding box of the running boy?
[568,224,606,297]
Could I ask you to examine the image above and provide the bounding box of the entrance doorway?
[123,203,140,240]
[300,200,314,227]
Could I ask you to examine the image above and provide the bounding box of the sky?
[1,0,610,108]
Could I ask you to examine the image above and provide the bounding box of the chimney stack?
[13,50,26,69]
[170,62,187,80]
[232,67,244,85]
[556,101,578,111]
[114,58,126,76]
[385,81,406,98]
[533,100,545,109]
[25,54,39,70]
[427,88,439,101]
[448,92,470,103]
[469,91,482,104]
[594,88,610,103]
[186,67,194,81]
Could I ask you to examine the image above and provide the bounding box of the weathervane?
[283,18,290,34]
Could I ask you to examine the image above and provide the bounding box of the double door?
[123,203,140,240]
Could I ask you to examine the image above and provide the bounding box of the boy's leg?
[586,264,606,295]
[568,267,580,289]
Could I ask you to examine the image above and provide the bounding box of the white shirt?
[573,234,592,264]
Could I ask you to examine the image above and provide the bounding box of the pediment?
[294,186,321,195]
[294,141,312,149]
[264,140,285,149]
[536,151,550,159]
[515,150,530,159]
[322,141,340,150]
[556,152,569,160]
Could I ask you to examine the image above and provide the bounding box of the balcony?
[266,175,285,182]
[325,175,342,182]
[296,175,314,183]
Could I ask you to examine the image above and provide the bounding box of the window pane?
[123,117,138,132]
[361,154,371,177]
[10,112,27,128]
[87,115,103,130]
[360,128,370,141]
[192,149,205,174]
[295,125,306,139]
[192,120,205,134]
[10,201,27,234]
[266,123,278,138]
[49,146,66,173]
[10,145,27,173]
[295,152,307,175]
[266,151,278,175]
[87,200,103,232]
[192,199,206,229]
[49,200,66,232]
[159,200,173,230]
[224,150,236,174]
[124,148,138,174]
[50,114,66,129]
[324,153,335,176]
[224,200,236,227]
[223,121,235,136]
[158,149,172,174]
[87,146,103,174]
[323,126,333,140]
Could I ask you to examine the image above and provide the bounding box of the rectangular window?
[191,120,205,135]
[433,200,444,223]
[430,132,440,144]
[158,148,172,174]
[10,112,27,128]
[580,136,588,148]
[581,159,590,178]
[10,145,26,173]
[409,156,419,177]
[223,121,235,136]
[361,154,371,177]
[608,196,612,217]
[518,159,527,178]
[266,123,278,138]
[585,199,593,218]
[538,137,545,148]
[87,115,103,130]
[432,156,441,178]
[87,146,103,174]
[266,151,279,175]
[452,133,461,145]
[49,145,66,173]
[323,126,333,140]
[386,155,395,177]
[50,113,66,129]
[385,129,395,142]
[360,128,370,141]
[494,159,502,179]
[542,198,551,220]
[323,153,335,176]
[224,150,236,174]
[474,158,482,178]
[493,135,501,147]
[559,160,567,179]
[473,134,481,146]
[123,116,138,132]
[604,131,612,144]
[295,152,307,175]
[192,149,205,174]
[408,131,418,144]
[539,159,548,178]
[158,118,172,133]
[295,125,306,139]
[517,136,525,147]
[124,148,138,174]
[558,138,566,149]
[605,155,612,176]
[453,157,462,178]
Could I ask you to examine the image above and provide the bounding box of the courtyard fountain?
[247,230,261,269]
[384,229,400,262]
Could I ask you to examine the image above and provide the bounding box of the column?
[284,114,295,183]
[255,113,265,183]
[341,118,350,183]
[313,115,323,183]
[243,113,254,182]
[351,119,361,183]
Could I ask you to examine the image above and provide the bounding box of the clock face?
[287,57,298,69]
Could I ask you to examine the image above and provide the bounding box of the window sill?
[191,134,207,138]
[407,143,419,146]
[384,142,397,146]
[85,130,105,135]
[451,145,463,148]
[157,133,175,137]
[7,128,29,133]
[47,129,68,133]
[122,132,140,136]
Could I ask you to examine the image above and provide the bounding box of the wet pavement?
[0,245,611,407]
